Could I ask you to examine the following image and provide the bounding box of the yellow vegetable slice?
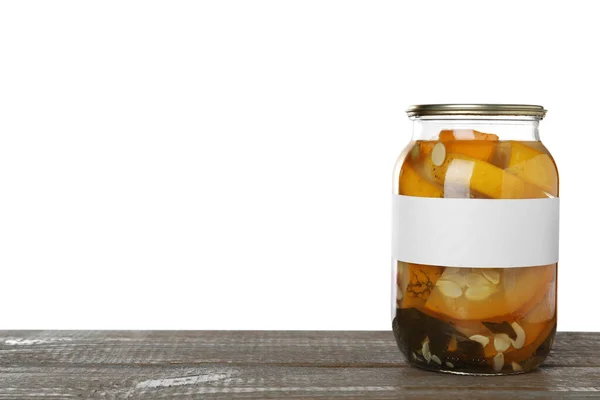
[441,130,498,162]
[495,140,542,167]
[423,148,548,199]
[507,156,557,195]
[493,141,558,196]
[523,267,557,324]
[424,265,555,322]
[439,129,498,142]
[506,143,557,196]
[401,263,444,309]
[420,130,499,162]
[399,162,443,198]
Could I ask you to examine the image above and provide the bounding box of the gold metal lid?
[406,104,547,119]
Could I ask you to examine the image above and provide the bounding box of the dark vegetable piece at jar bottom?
[393,307,556,374]
[393,308,488,371]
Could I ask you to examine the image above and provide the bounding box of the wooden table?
[0,331,598,398]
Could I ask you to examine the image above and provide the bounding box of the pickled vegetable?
[393,132,558,374]
[502,141,558,196]
[420,129,499,162]
[424,265,554,322]
[422,149,548,199]
[399,163,443,198]
[401,263,443,309]
[440,129,499,161]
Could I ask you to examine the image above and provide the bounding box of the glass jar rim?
[406,104,547,119]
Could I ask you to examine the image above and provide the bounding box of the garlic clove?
[469,334,490,347]
[464,285,494,301]
[435,279,463,298]
[431,142,446,167]
[422,340,432,363]
[511,321,526,349]
[482,269,501,285]
[465,272,491,288]
[493,353,504,372]
[440,268,467,288]
[494,333,512,352]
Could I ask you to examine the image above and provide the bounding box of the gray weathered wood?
[0,331,598,398]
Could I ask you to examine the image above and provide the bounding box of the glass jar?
[391,104,558,375]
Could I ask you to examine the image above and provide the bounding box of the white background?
[0,1,597,330]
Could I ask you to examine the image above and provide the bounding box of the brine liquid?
[393,134,558,374]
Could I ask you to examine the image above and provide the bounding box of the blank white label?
[392,194,559,268]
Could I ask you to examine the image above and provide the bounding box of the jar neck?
[411,116,541,141]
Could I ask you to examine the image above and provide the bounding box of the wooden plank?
[0,331,598,399]
[0,331,402,367]
[0,365,599,399]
